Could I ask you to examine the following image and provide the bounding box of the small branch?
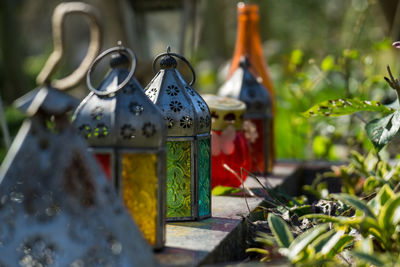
[385,65,400,100]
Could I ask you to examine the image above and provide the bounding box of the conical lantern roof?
[74,50,165,148]
[144,48,211,136]
[0,90,157,266]
[219,56,271,116]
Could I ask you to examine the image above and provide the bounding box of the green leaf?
[377,184,395,207]
[211,186,241,196]
[301,214,363,226]
[332,193,376,219]
[288,224,328,260]
[379,194,400,230]
[321,55,335,71]
[356,237,373,254]
[303,99,394,118]
[290,49,303,66]
[312,135,331,158]
[350,251,385,266]
[310,229,336,254]
[267,213,293,248]
[246,248,270,255]
[324,235,354,258]
[366,110,400,151]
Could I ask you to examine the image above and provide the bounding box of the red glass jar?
[202,95,251,188]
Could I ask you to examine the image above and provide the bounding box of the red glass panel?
[95,153,112,180]
[247,119,265,173]
[211,130,250,188]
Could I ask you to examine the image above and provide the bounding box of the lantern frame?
[146,49,212,221]
[218,56,272,174]
[74,45,166,249]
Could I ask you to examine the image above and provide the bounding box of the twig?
[384,65,400,100]
[223,164,252,213]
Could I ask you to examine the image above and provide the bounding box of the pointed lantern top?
[219,56,272,116]
[145,47,211,137]
[73,44,166,148]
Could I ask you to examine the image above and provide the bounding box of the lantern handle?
[86,44,137,96]
[36,2,102,90]
[152,47,196,86]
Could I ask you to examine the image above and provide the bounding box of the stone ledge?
[156,163,299,266]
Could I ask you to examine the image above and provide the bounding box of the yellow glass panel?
[122,153,158,246]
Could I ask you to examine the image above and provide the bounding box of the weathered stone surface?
[156,163,298,266]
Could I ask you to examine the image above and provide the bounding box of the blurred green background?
[1,0,400,162]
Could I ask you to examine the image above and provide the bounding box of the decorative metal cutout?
[129,102,144,116]
[78,124,92,139]
[180,115,193,128]
[120,124,136,139]
[165,117,174,128]
[123,84,134,94]
[185,86,195,97]
[166,85,179,96]
[146,88,158,100]
[205,115,211,127]
[142,122,156,138]
[93,123,109,138]
[91,106,104,121]
[197,100,206,112]
[169,101,183,112]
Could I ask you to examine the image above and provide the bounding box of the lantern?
[202,95,250,188]
[218,56,272,174]
[73,44,166,249]
[144,48,211,221]
[0,2,157,266]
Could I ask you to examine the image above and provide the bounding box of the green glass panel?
[166,141,192,218]
[198,138,211,217]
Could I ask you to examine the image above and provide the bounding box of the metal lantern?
[0,2,157,266]
[218,56,272,174]
[144,47,211,221]
[73,44,166,249]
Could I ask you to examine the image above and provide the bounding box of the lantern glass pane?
[246,119,265,173]
[95,153,112,180]
[122,153,158,246]
[198,138,211,217]
[166,141,192,218]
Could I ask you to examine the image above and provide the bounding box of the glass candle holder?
[203,95,250,188]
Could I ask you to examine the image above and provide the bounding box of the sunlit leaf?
[300,214,363,226]
[303,99,394,118]
[325,235,353,258]
[268,213,293,248]
[287,224,328,260]
[379,194,400,230]
[366,110,400,151]
[310,229,336,254]
[211,185,241,196]
[321,55,335,71]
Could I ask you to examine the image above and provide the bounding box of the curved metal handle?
[152,47,196,86]
[36,2,102,90]
[86,45,136,96]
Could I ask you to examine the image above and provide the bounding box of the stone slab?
[156,163,299,266]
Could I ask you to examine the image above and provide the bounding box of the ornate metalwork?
[145,47,211,221]
[73,45,167,249]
